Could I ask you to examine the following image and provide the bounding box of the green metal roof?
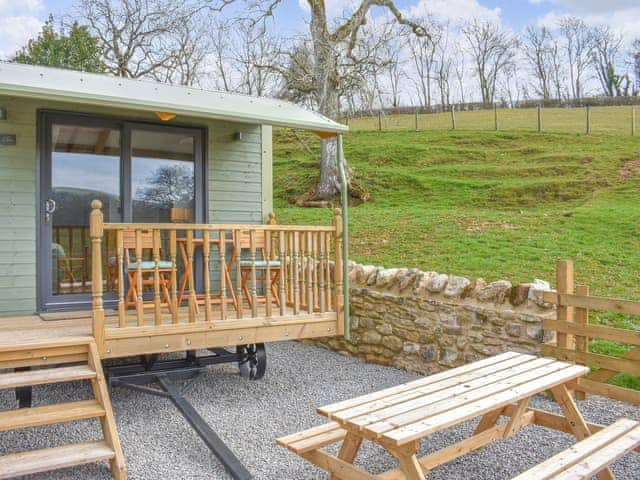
[0,62,348,133]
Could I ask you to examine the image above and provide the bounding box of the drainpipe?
[336,134,350,340]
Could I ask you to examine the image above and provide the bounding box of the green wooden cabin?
[0,62,347,318]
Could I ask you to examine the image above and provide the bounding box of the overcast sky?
[1,0,638,61]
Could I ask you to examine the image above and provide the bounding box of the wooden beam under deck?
[0,305,338,361]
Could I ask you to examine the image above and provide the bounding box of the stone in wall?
[316,263,554,377]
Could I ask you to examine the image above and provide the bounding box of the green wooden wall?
[0,95,272,315]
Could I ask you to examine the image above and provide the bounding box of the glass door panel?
[131,129,196,223]
[40,114,203,312]
[49,124,121,297]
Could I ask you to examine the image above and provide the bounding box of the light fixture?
[0,108,7,121]
[155,111,177,121]
[234,132,244,141]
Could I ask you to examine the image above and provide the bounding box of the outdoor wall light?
[155,111,176,121]
[0,108,7,121]
[234,132,244,141]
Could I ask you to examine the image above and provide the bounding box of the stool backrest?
[121,230,155,264]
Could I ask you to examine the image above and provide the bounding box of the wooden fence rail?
[541,260,640,405]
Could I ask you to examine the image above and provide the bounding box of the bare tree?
[591,25,628,96]
[231,20,283,96]
[157,14,210,86]
[76,0,208,84]
[558,16,594,99]
[381,27,407,108]
[209,18,234,92]
[407,18,441,108]
[634,39,640,95]
[453,50,466,105]
[215,0,428,200]
[276,38,319,108]
[342,24,392,113]
[549,36,564,100]
[434,25,452,109]
[462,20,518,104]
[523,25,557,100]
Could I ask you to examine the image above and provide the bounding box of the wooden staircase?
[0,337,126,479]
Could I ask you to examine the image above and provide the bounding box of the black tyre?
[236,343,266,380]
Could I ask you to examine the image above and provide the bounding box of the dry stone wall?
[315,263,555,376]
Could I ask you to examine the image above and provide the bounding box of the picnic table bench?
[277,351,639,479]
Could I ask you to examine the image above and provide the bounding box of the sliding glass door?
[39,113,203,311]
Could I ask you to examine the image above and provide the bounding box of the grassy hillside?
[274,129,639,298]
[273,128,640,389]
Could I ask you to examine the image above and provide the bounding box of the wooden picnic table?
[279,351,607,480]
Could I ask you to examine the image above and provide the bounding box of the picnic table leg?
[390,442,424,480]
[504,398,530,438]
[396,454,425,480]
[329,432,363,480]
[550,384,616,480]
[474,406,504,434]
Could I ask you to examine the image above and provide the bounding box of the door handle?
[44,199,56,224]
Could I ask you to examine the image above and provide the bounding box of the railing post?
[90,200,106,355]
[333,208,344,335]
[575,284,589,400]
[556,260,575,350]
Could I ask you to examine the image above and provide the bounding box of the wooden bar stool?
[123,230,174,313]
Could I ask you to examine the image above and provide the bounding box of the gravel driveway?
[0,342,638,479]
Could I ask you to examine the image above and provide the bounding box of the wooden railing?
[53,226,118,294]
[89,200,344,353]
[541,260,640,405]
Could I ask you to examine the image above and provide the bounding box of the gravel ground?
[0,342,638,479]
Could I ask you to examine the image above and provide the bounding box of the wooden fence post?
[556,260,575,350]
[574,284,589,400]
[632,107,636,136]
[586,106,591,134]
[451,105,457,130]
[378,110,382,131]
[494,105,499,131]
[90,199,105,355]
[537,105,542,132]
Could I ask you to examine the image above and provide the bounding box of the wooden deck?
[0,206,344,367]
[0,303,338,362]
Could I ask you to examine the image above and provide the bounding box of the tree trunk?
[308,1,348,201]
[315,87,345,200]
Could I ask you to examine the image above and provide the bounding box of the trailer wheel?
[15,386,32,408]
[237,343,266,380]
[14,367,32,408]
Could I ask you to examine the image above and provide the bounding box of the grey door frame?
[37,110,207,312]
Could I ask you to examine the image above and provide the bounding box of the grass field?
[347,105,638,136]
[273,128,640,389]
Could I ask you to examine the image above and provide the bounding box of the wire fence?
[344,105,638,136]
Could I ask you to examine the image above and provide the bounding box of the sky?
[1,0,638,60]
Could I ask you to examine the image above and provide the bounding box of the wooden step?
[0,336,93,353]
[0,365,96,390]
[0,400,105,432]
[0,440,115,479]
